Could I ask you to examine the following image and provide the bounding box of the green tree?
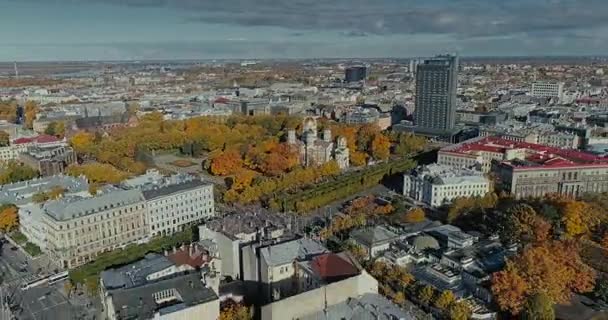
[521,292,555,320]
[448,301,472,320]
[594,277,608,303]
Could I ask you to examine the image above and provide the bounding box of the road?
[0,239,100,320]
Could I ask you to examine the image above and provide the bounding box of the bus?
[47,271,69,285]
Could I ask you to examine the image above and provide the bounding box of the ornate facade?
[287,118,349,169]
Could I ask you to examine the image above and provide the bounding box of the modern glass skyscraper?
[414,55,459,132]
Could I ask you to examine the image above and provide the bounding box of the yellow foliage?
[0,206,19,232]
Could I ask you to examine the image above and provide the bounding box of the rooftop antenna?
[14,61,19,80]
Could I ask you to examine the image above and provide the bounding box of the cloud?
[31,0,608,40]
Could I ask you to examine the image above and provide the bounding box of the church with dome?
[287,118,350,169]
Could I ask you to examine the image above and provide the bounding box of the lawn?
[23,242,42,257]
[10,230,27,245]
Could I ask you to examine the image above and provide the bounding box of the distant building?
[403,164,490,207]
[287,117,350,169]
[439,136,608,198]
[344,66,367,83]
[531,81,564,100]
[342,107,380,125]
[0,134,65,162]
[19,145,77,177]
[414,55,459,132]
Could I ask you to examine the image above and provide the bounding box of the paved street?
[0,239,99,320]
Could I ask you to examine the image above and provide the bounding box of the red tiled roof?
[12,134,60,145]
[443,136,608,170]
[311,253,359,280]
[167,244,210,269]
[214,97,231,104]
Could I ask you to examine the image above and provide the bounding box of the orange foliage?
[492,241,596,315]
[371,134,391,160]
[210,149,243,176]
[0,206,19,232]
[403,208,426,223]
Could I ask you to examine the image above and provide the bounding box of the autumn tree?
[210,149,243,176]
[521,292,555,320]
[403,207,426,223]
[66,163,130,184]
[418,285,435,306]
[435,290,456,310]
[70,131,96,156]
[448,301,472,320]
[492,241,596,315]
[371,134,390,160]
[219,301,251,320]
[350,151,368,166]
[24,101,39,129]
[561,200,601,238]
[0,131,9,147]
[0,205,19,232]
[394,133,427,156]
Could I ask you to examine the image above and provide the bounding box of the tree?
[561,200,600,238]
[24,101,39,129]
[0,161,38,184]
[521,293,555,320]
[0,131,9,147]
[64,280,75,298]
[393,292,406,306]
[70,131,96,155]
[403,207,425,223]
[45,121,65,138]
[448,301,472,320]
[126,102,140,116]
[371,134,390,160]
[602,233,608,249]
[394,133,426,156]
[418,285,435,306]
[492,241,596,315]
[350,151,368,166]
[435,290,456,310]
[219,301,251,320]
[0,205,18,232]
[210,149,243,176]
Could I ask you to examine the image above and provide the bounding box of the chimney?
[189,243,195,257]
[164,250,168,256]
[173,246,177,254]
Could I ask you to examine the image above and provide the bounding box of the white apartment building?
[41,189,147,268]
[0,134,65,161]
[142,178,214,237]
[531,81,564,100]
[403,164,490,207]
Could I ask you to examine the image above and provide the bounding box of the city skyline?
[1,0,608,61]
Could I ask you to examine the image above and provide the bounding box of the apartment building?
[41,189,147,268]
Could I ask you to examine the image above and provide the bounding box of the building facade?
[41,189,147,268]
[531,81,564,100]
[414,55,459,132]
[142,178,214,237]
[19,145,77,176]
[403,164,490,207]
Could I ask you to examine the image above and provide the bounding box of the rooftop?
[101,253,174,290]
[108,273,218,320]
[441,136,608,169]
[0,174,88,206]
[260,238,328,267]
[350,226,399,247]
[299,293,415,320]
[43,188,144,221]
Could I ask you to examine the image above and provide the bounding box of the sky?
[1,0,608,61]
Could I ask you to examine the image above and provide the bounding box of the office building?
[344,66,367,83]
[531,81,564,100]
[414,55,459,132]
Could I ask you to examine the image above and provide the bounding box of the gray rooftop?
[300,293,415,320]
[142,179,210,200]
[260,238,328,267]
[350,226,399,247]
[108,273,218,320]
[43,188,144,221]
[0,175,89,206]
[101,253,175,290]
